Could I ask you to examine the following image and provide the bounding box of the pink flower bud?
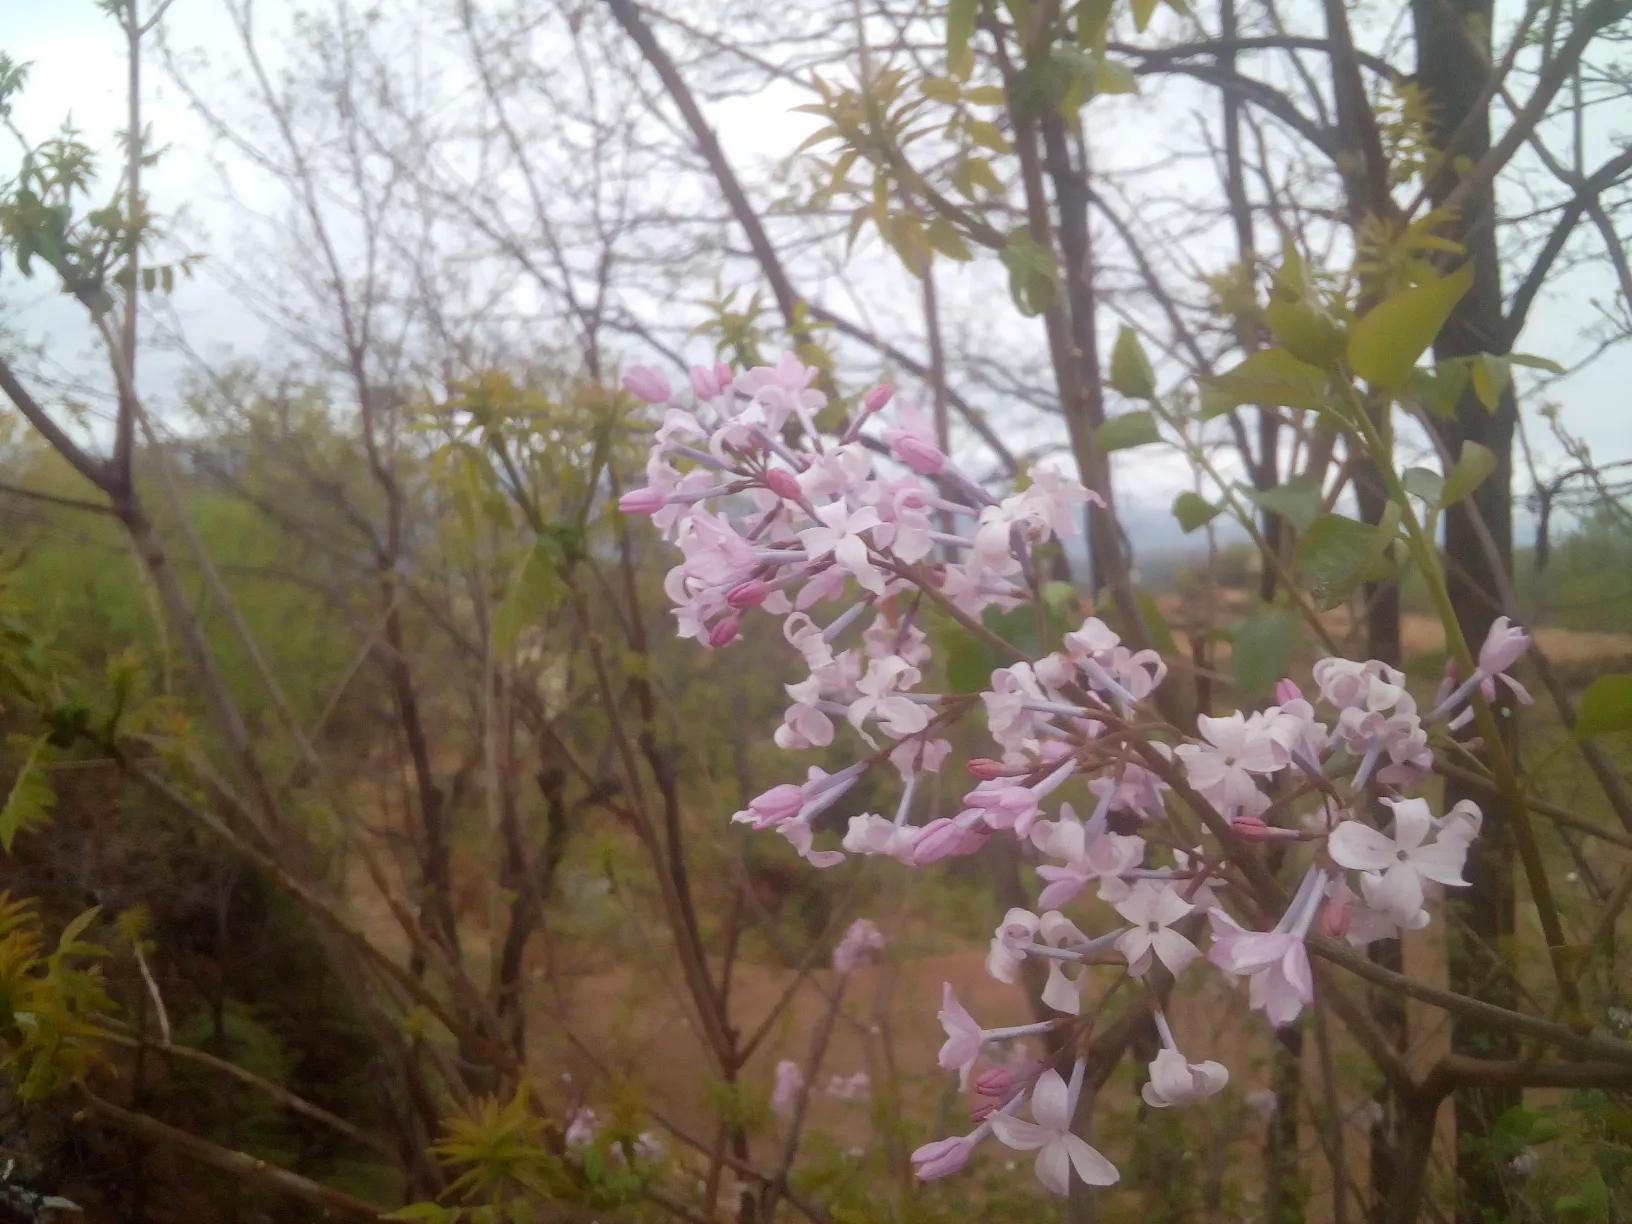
[764,468,802,500]
[618,487,667,515]
[707,615,742,648]
[689,364,722,399]
[714,362,734,393]
[966,757,1005,781]
[1321,898,1351,940]
[621,365,671,404]
[968,1099,998,1122]
[1230,817,1275,841]
[749,783,806,826]
[1274,678,1302,705]
[864,384,895,414]
[727,580,772,610]
[888,431,947,476]
[910,1136,971,1181]
[973,1067,1013,1097]
[910,818,988,865]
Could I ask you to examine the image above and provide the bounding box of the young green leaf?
[1347,263,1475,391]
[1172,491,1220,533]
[1201,348,1329,416]
[1575,674,1632,739]
[1094,410,1160,452]
[1242,475,1324,531]
[1232,610,1300,699]
[1441,441,1496,506]
[1108,325,1156,399]
[1296,510,1396,610]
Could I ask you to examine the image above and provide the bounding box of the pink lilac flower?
[1326,797,1471,924]
[1173,712,1286,814]
[772,1060,805,1117]
[826,1071,871,1101]
[833,918,886,973]
[1031,802,1146,907]
[989,1067,1119,1195]
[937,983,984,1087]
[1141,1047,1229,1108]
[1114,882,1200,977]
[798,502,887,595]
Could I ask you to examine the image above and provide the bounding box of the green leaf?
[1232,610,1300,699]
[493,534,567,654]
[1441,440,1496,506]
[1000,231,1058,317]
[1508,352,1565,374]
[1131,0,1159,30]
[1094,409,1159,452]
[1471,354,1509,411]
[1575,674,1632,738]
[1402,466,1444,505]
[947,0,979,70]
[1171,491,1220,533]
[1265,299,1345,369]
[1347,262,1475,391]
[1242,475,1323,531]
[1201,348,1329,417]
[0,735,55,852]
[1108,325,1156,399]
[1554,1170,1611,1223]
[925,216,973,261]
[1296,510,1396,610]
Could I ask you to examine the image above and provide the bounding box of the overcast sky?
[5,1,1628,554]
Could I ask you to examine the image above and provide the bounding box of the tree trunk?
[1412,0,1521,1217]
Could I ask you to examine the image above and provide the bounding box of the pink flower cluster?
[619,355,1526,1198]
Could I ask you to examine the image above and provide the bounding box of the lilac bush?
[617,353,1529,1197]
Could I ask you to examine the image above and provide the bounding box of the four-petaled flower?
[990,1069,1119,1195]
[1113,882,1199,977]
[798,502,886,595]
[1327,797,1470,924]
[1141,1047,1229,1108]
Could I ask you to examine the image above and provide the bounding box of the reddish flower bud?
[973,1067,1013,1097]
[1274,678,1302,704]
[618,487,667,515]
[966,757,1006,781]
[1230,816,1273,841]
[764,468,803,500]
[888,431,947,476]
[727,580,772,609]
[864,384,895,414]
[707,615,742,648]
[714,362,734,394]
[1321,898,1351,940]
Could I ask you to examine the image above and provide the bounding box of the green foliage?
[1000,231,1058,316]
[1574,675,1632,739]
[1094,409,1160,452]
[1231,609,1300,699]
[1241,475,1323,532]
[1347,262,1474,391]
[1296,509,1397,610]
[1107,326,1156,399]
[0,895,111,1101]
[1441,440,1497,506]
[1171,491,1220,533]
[0,734,55,851]
[1201,348,1329,417]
